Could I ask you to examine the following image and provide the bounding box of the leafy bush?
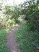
[16,24,39,52]
[0,29,9,52]
[21,0,39,31]
[0,18,16,29]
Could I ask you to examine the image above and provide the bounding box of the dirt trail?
[7,21,26,52]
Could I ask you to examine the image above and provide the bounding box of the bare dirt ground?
[7,21,26,52]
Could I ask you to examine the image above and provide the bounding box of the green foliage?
[21,0,39,31]
[16,1,39,52]
[16,24,39,52]
[0,17,16,29]
[0,29,9,52]
[4,6,21,23]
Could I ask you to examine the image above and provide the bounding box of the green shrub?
[0,29,9,52]
[16,24,39,52]
[22,0,39,31]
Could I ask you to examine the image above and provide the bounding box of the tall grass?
[16,24,39,52]
[0,29,9,52]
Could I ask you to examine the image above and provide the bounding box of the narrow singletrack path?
[7,21,26,52]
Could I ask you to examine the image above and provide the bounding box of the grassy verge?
[0,29,9,52]
[16,24,39,52]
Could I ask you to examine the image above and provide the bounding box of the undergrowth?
[16,24,39,52]
[0,29,9,52]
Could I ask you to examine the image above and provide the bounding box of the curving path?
[7,21,26,52]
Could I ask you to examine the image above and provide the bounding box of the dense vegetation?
[16,0,39,52]
[16,24,39,52]
[0,29,9,52]
[0,0,39,52]
[21,0,39,31]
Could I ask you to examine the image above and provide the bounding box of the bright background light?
[2,0,26,6]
